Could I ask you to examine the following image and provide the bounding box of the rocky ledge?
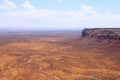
[82,28,120,40]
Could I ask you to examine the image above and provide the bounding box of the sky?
[0,0,120,30]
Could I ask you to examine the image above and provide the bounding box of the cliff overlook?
[82,28,120,40]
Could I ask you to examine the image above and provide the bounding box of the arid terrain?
[0,30,120,80]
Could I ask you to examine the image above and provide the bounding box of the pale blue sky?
[0,0,120,30]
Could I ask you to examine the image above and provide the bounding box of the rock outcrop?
[82,28,120,40]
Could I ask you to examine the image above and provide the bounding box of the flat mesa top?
[82,28,120,39]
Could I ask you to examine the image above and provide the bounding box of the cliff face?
[82,28,120,40]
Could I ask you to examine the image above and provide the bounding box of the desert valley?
[0,29,119,80]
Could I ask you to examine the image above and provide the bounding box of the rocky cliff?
[82,28,120,40]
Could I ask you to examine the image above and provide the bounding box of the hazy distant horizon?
[0,26,120,31]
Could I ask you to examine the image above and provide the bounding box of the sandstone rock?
[82,28,120,40]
